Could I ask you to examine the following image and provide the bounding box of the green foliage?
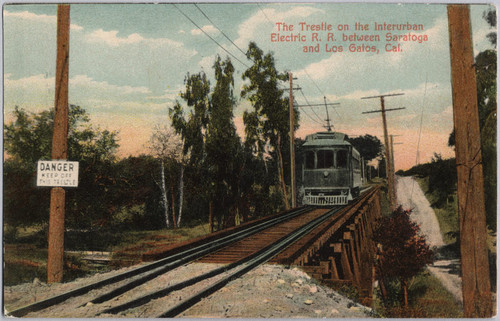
[347,134,383,161]
[206,56,242,228]
[241,42,299,208]
[168,53,293,229]
[427,154,457,207]
[3,106,120,231]
[399,155,457,208]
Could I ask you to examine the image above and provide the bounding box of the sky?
[3,2,496,170]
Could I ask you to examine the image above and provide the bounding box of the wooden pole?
[47,4,70,284]
[289,72,296,208]
[361,94,403,210]
[447,5,492,317]
[390,135,396,203]
[379,97,395,210]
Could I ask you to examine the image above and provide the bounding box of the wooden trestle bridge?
[8,186,381,318]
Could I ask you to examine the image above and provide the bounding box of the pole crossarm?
[361,93,404,100]
[362,107,406,114]
[296,102,340,107]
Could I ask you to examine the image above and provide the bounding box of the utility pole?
[289,72,296,208]
[361,94,405,210]
[47,4,70,283]
[390,135,402,203]
[448,4,492,317]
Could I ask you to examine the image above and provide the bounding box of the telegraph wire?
[294,98,324,126]
[411,75,429,199]
[299,88,324,124]
[172,4,250,69]
[194,4,250,59]
[177,2,338,132]
[303,67,343,123]
[257,3,273,25]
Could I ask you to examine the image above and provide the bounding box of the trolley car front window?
[336,150,348,168]
[317,150,334,168]
[305,151,315,169]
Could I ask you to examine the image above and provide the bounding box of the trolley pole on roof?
[323,96,332,131]
[47,4,70,283]
[361,93,405,210]
[289,72,296,208]
[448,5,492,317]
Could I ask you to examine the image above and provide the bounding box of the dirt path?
[396,176,463,303]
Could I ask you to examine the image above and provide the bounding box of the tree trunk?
[402,279,409,308]
[160,159,170,228]
[171,182,176,229]
[277,134,289,209]
[177,164,184,228]
[209,201,214,233]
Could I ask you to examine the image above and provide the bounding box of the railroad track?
[7,188,375,318]
[7,205,311,317]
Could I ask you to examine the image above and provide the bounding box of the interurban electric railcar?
[300,131,363,206]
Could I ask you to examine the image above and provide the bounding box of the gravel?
[4,262,373,318]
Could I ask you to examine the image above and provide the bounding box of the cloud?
[191,25,218,36]
[146,86,185,101]
[234,6,324,49]
[4,73,157,113]
[70,74,151,95]
[198,55,216,70]
[4,10,83,31]
[85,28,192,52]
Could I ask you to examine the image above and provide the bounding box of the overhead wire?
[172,4,250,69]
[194,4,250,59]
[294,99,324,126]
[179,2,337,132]
[410,74,429,199]
[299,88,325,124]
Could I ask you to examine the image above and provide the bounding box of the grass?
[374,270,463,318]
[3,223,211,286]
[408,270,463,317]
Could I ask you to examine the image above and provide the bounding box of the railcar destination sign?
[37,160,79,187]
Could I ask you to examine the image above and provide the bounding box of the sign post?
[47,4,70,284]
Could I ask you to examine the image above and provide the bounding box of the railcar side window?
[352,156,360,170]
[317,150,334,168]
[336,150,348,168]
[305,151,315,169]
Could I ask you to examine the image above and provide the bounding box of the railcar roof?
[303,131,351,147]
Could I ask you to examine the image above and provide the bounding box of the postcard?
[3,1,497,318]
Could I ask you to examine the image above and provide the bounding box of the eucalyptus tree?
[241,42,299,209]
[205,56,242,228]
[169,71,211,225]
[170,57,244,229]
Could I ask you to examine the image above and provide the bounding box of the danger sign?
[37,160,79,187]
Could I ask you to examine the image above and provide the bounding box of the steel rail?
[158,205,346,318]
[86,206,313,305]
[7,206,312,317]
[158,188,377,317]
